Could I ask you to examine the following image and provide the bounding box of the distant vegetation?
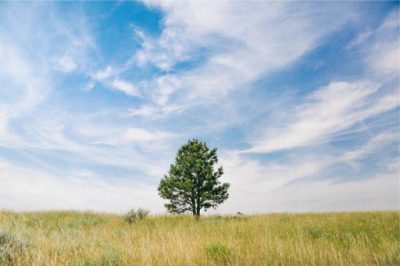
[123,208,150,224]
[0,211,398,265]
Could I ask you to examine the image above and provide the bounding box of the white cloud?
[369,42,400,76]
[90,66,140,97]
[109,79,140,96]
[343,132,398,161]
[350,9,400,78]
[0,2,100,146]
[135,1,358,108]
[246,81,399,153]
[151,75,182,106]
[124,127,173,142]
[93,66,113,81]
[363,90,400,117]
[74,169,97,178]
[0,41,49,146]
[54,55,77,72]
[0,162,164,213]
[128,105,157,118]
[217,150,399,214]
[221,151,326,191]
[0,158,9,169]
[0,109,7,138]
[0,104,173,181]
[0,42,48,116]
[263,172,399,213]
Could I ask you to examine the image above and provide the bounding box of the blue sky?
[0,1,399,213]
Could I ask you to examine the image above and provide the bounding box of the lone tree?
[158,139,230,218]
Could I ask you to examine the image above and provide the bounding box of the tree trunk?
[192,209,200,220]
[191,191,196,217]
[192,203,196,217]
[196,205,200,220]
[193,201,200,220]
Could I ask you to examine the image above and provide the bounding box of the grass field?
[0,211,398,265]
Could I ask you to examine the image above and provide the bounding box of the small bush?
[205,242,232,265]
[83,244,122,266]
[124,208,149,224]
[308,227,326,239]
[136,208,150,220]
[0,231,25,264]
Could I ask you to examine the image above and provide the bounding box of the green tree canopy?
[158,139,230,218]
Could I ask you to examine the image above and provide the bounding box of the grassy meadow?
[0,211,398,265]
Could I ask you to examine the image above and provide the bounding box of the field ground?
[0,211,398,265]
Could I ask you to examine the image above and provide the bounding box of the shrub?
[136,208,150,220]
[0,231,25,264]
[205,242,232,265]
[83,244,122,265]
[308,227,325,239]
[124,208,149,224]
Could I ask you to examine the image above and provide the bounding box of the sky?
[0,1,399,214]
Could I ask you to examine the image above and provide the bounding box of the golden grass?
[0,211,398,265]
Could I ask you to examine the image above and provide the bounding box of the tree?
[158,139,230,218]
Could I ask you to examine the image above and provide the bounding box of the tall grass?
[0,211,398,265]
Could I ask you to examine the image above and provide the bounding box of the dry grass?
[0,211,398,265]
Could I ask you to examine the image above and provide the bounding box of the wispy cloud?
[133,1,359,113]
[53,55,77,72]
[343,132,398,161]
[219,140,398,213]
[110,79,140,96]
[124,127,174,142]
[245,81,399,153]
[352,9,399,78]
[0,160,163,212]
